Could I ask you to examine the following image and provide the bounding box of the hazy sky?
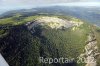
[0,0,100,14]
[0,0,100,7]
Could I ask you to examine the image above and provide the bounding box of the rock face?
[79,31,100,66]
[25,16,83,30]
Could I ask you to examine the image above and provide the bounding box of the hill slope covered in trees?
[0,14,100,66]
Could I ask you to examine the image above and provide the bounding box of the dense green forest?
[0,14,100,66]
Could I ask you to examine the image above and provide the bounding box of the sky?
[0,0,100,7]
[0,0,100,14]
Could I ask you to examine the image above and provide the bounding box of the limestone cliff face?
[25,16,83,30]
[79,31,100,66]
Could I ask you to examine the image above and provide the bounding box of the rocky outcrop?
[25,16,83,32]
[79,32,100,66]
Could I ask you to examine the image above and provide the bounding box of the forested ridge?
[0,15,100,66]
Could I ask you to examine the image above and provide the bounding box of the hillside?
[1,6,100,26]
[0,14,100,66]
